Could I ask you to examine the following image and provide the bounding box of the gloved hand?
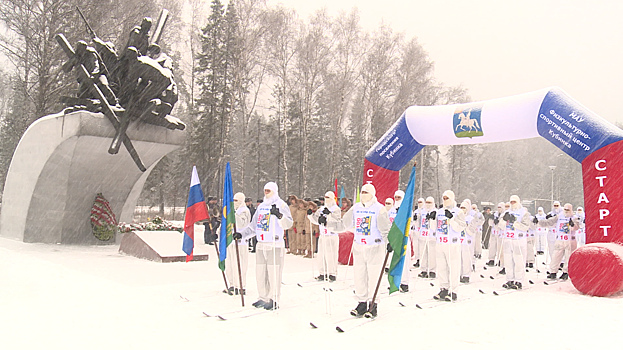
[428,211,436,220]
[569,219,575,227]
[508,215,516,223]
[445,209,453,219]
[270,204,283,219]
[545,214,553,219]
[494,218,499,225]
[395,206,400,212]
[307,209,313,215]
[318,215,327,226]
[532,217,539,224]
[387,242,393,252]
[211,233,218,241]
[322,207,331,215]
[413,212,418,221]
[233,232,242,240]
[503,212,512,222]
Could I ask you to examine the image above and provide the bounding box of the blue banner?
[365,112,425,171]
[537,88,623,163]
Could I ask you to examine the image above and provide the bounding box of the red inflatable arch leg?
[569,243,623,297]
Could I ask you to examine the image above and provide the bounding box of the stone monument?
[0,9,185,244]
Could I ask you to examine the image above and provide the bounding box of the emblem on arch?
[453,105,484,138]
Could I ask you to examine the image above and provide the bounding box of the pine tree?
[193,0,241,196]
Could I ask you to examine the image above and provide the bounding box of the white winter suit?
[241,182,293,304]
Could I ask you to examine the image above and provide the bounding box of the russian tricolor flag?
[182,166,210,262]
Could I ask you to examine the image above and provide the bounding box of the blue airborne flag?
[218,162,235,271]
[387,163,416,294]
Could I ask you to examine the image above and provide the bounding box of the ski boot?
[315,274,326,281]
[350,302,368,317]
[560,272,569,280]
[364,303,378,318]
[263,299,278,310]
[499,268,506,275]
[329,275,336,282]
[223,286,234,295]
[547,272,557,280]
[428,271,436,278]
[510,282,522,290]
[418,271,429,278]
[399,284,409,293]
[252,299,266,308]
[444,292,457,302]
[502,281,514,289]
[486,260,495,266]
[433,288,448,301]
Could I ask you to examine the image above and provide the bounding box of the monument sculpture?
[0,9,185,244]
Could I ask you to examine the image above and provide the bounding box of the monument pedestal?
[0,111,185,244]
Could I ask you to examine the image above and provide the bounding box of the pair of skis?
[203,304,288,320]
[310,313,383,333]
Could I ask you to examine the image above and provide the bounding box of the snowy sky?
[267,0,623,125]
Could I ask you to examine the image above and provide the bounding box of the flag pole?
[233,222,245,307]
[368,250,391,313]
[209,219,229,292]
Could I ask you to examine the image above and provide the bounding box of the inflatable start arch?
[364,87,623,296]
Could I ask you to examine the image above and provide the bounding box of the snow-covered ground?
[1,231,621,350]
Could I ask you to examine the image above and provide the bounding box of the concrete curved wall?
[0,111,184,244]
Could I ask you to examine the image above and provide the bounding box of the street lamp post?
[549,166,557,206]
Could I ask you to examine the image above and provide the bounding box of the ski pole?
[309,213,314,279]
[343,233,355,286]
[209,220,229,292]
[233,221,245,307]
[369,248,391,313]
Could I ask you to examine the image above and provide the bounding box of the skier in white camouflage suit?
[525,210,537,269]
[499,195,531,290]
[411,198,424,268]
[417,197,437,279]
[536,203,580,280]
[459,200,484,284]
[334,183,391,318]
[534,207,548,256]
[224,192,252,296]
[546,201,563,261]
[471,203,485,259]
[433,190,467,302]
[388,190,411,292]
[237,182,293,310]
[308,191,342,282]
[575,207,586,247]
[486,203,506,269]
